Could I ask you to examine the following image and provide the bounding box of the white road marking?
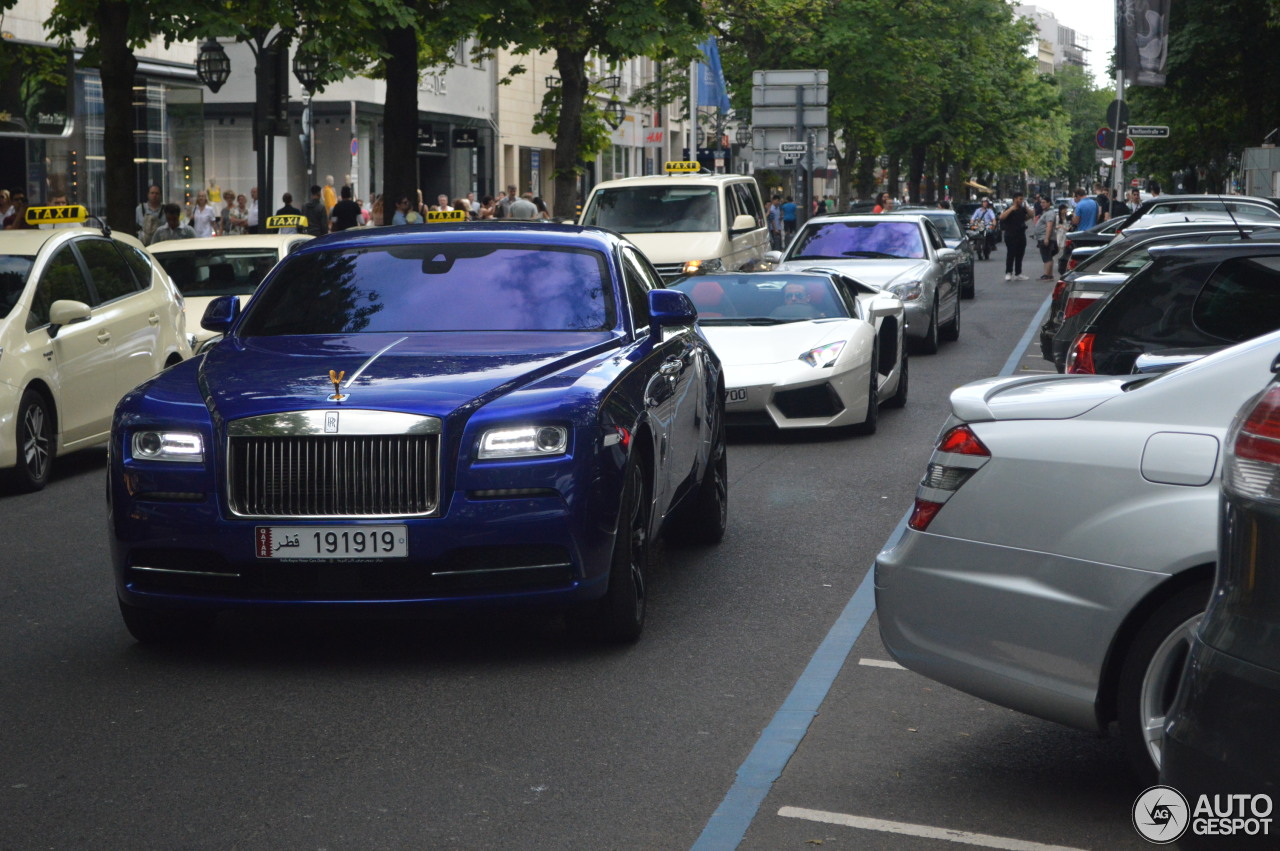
[778,807,1087,851]
[857,658,906,670]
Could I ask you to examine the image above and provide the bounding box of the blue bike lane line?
[691,293,1053,851]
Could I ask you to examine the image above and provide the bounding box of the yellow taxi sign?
[426,210,468,223]
[664,161,701,174]
[265,214,307,230]
[25,205,89,226]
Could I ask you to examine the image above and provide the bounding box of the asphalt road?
[1,253,1154,850]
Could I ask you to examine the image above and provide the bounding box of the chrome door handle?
[96,331,111,344]
[148,312,161,325]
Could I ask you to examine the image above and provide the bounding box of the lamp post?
[292,44,322,194]
[604,99,625,131]
[195,29,291,233]
[735,127,751,147]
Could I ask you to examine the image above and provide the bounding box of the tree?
[477,0,708,216]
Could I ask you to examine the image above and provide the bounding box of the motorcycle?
[968,219,996,260]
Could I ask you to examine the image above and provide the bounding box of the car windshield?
[581,186,720,233]
[670,274,850,323]
[0,255,34,319]
[155,248,280,297]
[927,214,962,239]
[237,243,616,335]
[788,221,925,260]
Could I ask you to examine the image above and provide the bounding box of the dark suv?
[1066,242,1280,374]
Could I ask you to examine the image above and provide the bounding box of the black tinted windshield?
[238,243,616,335]
[0,255,34,319]
[581,186,720,233]
[156,247,279,297]
[789,221,925,260]
[671,274,850,323]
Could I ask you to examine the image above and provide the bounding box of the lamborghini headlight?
[800,341,846,368]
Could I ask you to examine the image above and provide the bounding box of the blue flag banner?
[697,38,732,113]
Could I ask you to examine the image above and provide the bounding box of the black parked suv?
[1162,371,1280,844]
[1066,242,1280,374]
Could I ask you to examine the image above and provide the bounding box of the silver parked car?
[875,327,1280,780]
[767,214,961,354]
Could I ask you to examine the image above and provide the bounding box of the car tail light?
[1066,333,1096,374]
[1063,291,1104,319]
[909,425,991,531]
[1226,385,1280,500]
[1051,279,1069,303]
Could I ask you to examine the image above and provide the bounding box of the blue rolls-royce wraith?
[109,223,726,643]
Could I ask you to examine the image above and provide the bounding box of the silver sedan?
[768,214,961,354]
[875,328,1280,780]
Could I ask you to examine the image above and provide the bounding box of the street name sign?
[1127,125,1170,138]
[779,142,808,153]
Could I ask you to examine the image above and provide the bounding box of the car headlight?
[682,257,724,275]
[131,430,204,463]
[800,341,845,367]
[889,281,923,301]
[478,426,569,459]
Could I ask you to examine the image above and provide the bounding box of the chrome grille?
[652,262,686,281]
[229,435,439,517]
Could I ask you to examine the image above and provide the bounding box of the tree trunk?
[886,154,899,202]
[857,153,875,200]
[96,1,137,233]
[908,143,926,204]
[552,47,589,219]
[382,26,419,226]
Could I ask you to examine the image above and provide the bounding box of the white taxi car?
[0,206,191,491]
[579,162,770,281]
[148,228,312,347]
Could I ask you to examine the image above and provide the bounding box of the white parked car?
[875,328,1280,780]
[148,233,312,346]
[670,271,906,431]
[0,207,192,491]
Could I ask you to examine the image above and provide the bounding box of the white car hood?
[625,232,726,264]
[778,257,929,287]
[951,374,1136,422]
[701,321,849,367]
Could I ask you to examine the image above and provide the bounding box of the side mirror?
[937,247,959,262]
[648,289,697,331]
[764,250,783,264]
[201,295,242,334]
[47,299,93,338]
[730,213,757,233]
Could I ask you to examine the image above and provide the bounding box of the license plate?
[255,526,408,559]
[727,388,748,404]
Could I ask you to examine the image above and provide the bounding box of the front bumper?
[875,527,1168,732]
[111,488,614,614]
[723,359,870,429]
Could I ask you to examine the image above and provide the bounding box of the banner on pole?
[1118,0,1170,86]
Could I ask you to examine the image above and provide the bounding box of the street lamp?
[544,76,561,89]
[195,40,230,94]
[735,127,751,147]
[292,43,322,192]
[604,99,625,131]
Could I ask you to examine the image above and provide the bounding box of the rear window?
[156,247,279,297]
[581,186,720,233]
[1193,255,1280,343]
[238,243,616,335]
[0,255,34,319]
[789,221,925,260]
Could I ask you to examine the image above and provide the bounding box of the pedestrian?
[369,194,384,226]
[188,191,218,238]
[477,195,496,220]
[1055,204,1071,275]
[246,187,260,234]
[1108,187,1132,219]
[436,194,453,212]
[453,197,472,218]
[392,194,412,225]
[150,203,196,243]
[222,192,248,235]
[1071,187,1098,232]
[767,194,784,251]
[782,195,798,236]
[1030,198,1058,280]
[532,196,551,219]
[275,192,302,233]
[2,189,30,229]
[998,191,1032,280]
[301,186,327,235]
[508,192,538,220]
[872,192,892,214]
[136,184,164,245]
[497,184,518,218]
[1092,182,1111,221]
[0,189,11,225]
[322,175,337,214]
[1127,187,1143,213]
[329,185,362,232]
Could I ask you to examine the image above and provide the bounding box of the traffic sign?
[751,69,828,87]
[1106,99,1129,130]
[752,86,828,106]
[779,142,808,153]
[1094,138,1135,163]
[1121,138,1135,160]
[750,106,828,127]
[1127,125,1170,139]
[1097,127,1113,149]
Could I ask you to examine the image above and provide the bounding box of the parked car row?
[878,196,1280,797]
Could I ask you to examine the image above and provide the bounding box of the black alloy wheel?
[11,390,54,492]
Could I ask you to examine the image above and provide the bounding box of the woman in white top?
[189,192,219,238]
